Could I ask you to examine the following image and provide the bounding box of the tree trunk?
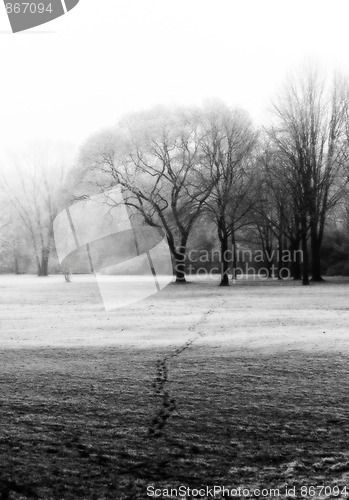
[310,229,324,282]
[231,230,237,280]
[166,234,188,284]
[38,247,49,277]
[174,245,187,284]
[277,235,283,279]
[301,221,309,286]
[219,232,230,287]
[174,258,186,283]
[262,241,273,278]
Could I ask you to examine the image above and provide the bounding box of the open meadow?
[1,275,349,499]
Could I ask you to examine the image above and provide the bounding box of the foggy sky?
[0,0,349,163]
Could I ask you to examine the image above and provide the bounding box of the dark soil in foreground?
[1,347,349,499]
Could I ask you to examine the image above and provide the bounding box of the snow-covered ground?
[0,274,348,353]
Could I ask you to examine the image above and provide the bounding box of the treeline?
[1,66,349,285]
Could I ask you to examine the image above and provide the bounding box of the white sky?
[1,0,349,162]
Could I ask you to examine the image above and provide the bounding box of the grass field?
[1,275,349,499]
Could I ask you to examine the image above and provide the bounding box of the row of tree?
[1,66,349,286]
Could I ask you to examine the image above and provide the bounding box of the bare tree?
[74,107,213,283]
[200,103,258,286]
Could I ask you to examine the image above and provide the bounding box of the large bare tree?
[74,107,214,283]
[200,103,258,286]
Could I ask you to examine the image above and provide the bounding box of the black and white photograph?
[1,1,349,499]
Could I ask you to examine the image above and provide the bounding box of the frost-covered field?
[1,274,349,351]
[1,275,349,499]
